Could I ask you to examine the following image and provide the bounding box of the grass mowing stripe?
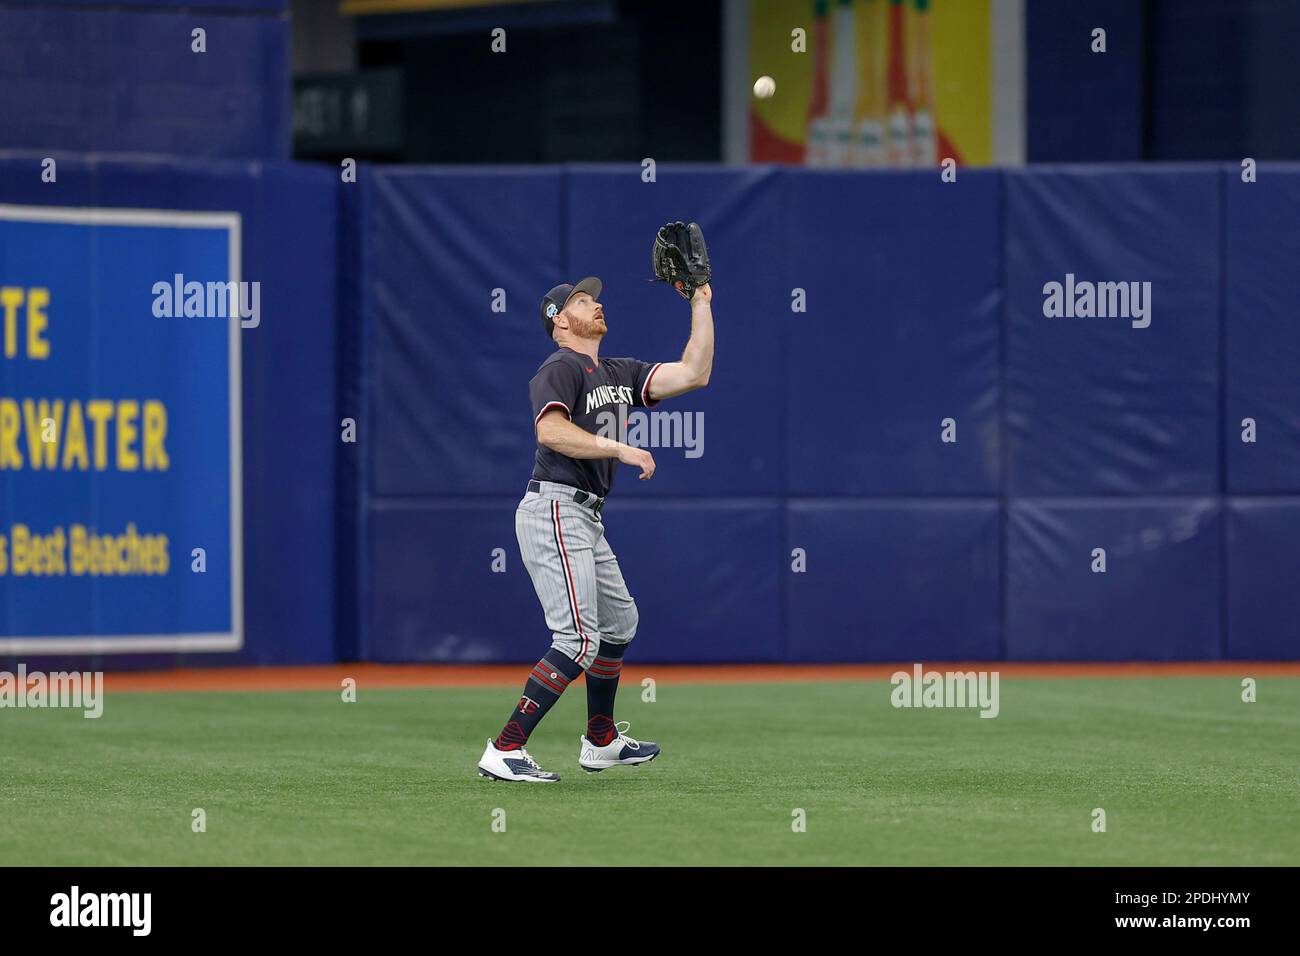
[1,678,1295,865]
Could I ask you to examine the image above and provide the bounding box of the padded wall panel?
[786,501,1000,662]
[1006,169,1220,495]
[1007,499,1222,660]
[369,169,564,497]
[607,500,782,662]
[368,499,783,663]
[1224,165,1300,492]
[1226,500,1300,659]
[368,501,548,662]
[784,171,1002,496]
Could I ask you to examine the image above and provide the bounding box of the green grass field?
[2,677,1296,866]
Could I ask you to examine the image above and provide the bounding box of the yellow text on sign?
[1,287,50,359]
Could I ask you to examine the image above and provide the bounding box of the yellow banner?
[750,0,991,166]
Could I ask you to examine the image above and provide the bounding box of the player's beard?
[570,312,607,339]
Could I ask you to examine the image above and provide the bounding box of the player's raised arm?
[648,220,715,401]
[646,283,714,401]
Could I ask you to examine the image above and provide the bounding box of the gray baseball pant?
[515,480,639,670]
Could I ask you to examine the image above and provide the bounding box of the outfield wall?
[0,159,1295,666]
[0,153,337,669]
[345,164,1300,663]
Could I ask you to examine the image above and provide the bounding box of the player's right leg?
[477,494,600,783]
[578,529,659,773]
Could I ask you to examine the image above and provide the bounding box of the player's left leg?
[578,528,660,773]
[479,495,600,783]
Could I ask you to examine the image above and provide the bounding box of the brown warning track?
[103,661,1300,693]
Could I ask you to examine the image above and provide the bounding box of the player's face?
[562,292,606,339]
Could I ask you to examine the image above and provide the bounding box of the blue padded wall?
[1226,500,1300,660]
[368,501,556,663]
[1224,166,1300,493]
[784,171,1001,497]
[786,501,1000,662]
[594,501,783,663]
[369,169,564,498]
[348,164,1300,663]
[1005,168,1221,497]
[353,165,1007,663]
[366,499,782,665]
[1006,499,1222,661]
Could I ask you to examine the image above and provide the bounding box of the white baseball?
[753,75,776,99]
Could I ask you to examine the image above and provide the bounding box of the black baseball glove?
[652,220,711,301]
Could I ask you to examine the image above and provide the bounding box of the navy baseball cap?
[540,276,601,338]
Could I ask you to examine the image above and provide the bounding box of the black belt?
[528,479,605,515]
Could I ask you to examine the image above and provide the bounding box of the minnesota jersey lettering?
[585,384,635,415]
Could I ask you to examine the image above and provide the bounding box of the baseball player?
[477,223,714,783]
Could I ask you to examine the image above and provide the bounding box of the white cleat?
[579,721,661,773]
[477,739,561,783]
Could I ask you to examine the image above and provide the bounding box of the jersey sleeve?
[612,357,664,408]
[529,357,583,425]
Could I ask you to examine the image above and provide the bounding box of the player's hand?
[618,445,656,480]
[692,283,712,304]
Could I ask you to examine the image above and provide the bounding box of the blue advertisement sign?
[0,205,242,653]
